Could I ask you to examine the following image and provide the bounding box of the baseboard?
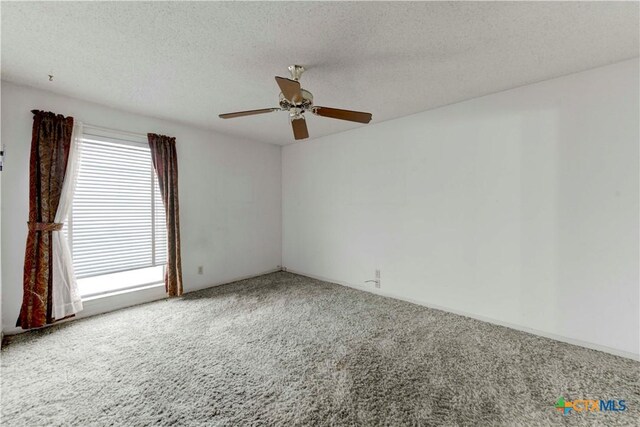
[187,268,282,293]
[3,268,282,337]
[286,268,640,362]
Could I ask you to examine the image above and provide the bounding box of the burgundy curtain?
[148,133,183,296]
[17,110,74,328]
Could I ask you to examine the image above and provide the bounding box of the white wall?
[1,81,282,334]
[282,59,639,359]
[0,88,3,340]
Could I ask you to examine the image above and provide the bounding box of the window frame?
[67,127,167,297]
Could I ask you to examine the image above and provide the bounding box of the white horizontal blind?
[69,134,167,279]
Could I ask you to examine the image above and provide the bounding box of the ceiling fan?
[219,65,372,140]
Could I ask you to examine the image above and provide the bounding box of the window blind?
[68,134,167,279]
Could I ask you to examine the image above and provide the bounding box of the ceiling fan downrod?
[288,65,305,81]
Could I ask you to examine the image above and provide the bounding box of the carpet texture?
[1,272,638,426]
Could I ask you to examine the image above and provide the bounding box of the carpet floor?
[1,272,638,426]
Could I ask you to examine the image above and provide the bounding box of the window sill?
[82,282,164,302]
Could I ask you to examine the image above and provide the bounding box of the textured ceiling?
[2,1,638,145]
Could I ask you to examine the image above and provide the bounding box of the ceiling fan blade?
[219,108,279,119]
[313,107,372,124]
[291,117,309,140]
[275,76,303,103]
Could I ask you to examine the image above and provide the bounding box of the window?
[66,128,166,297]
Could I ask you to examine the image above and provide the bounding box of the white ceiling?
[2,2,638,145]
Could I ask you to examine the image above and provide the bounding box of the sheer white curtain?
[52,122,83,319]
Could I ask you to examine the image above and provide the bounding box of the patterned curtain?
[147,133,183,296]
[17,110,74,328]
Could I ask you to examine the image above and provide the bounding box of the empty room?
[1,1,638,425]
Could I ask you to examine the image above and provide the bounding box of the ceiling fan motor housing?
[279,89,313,111]
[278,64,313,112]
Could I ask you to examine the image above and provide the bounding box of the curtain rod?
[82,123,148,140]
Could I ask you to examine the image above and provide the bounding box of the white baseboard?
[286,268,640,362]
[3,268,281,337]
[187,268,281,293]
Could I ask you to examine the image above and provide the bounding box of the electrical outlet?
[365,269,381,288]
[198,266,203,275]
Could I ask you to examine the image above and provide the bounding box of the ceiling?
[2,2,638,145]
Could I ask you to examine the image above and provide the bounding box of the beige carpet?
[2,272,638,426]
